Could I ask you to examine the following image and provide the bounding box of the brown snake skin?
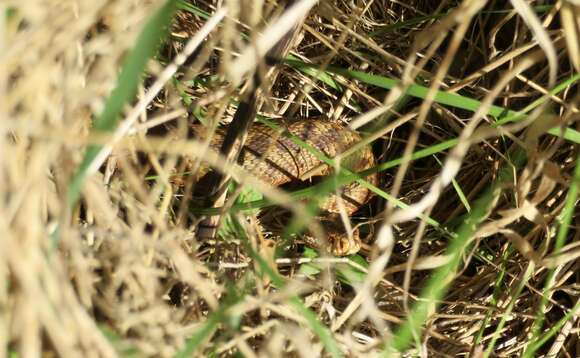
[193,120,377,255]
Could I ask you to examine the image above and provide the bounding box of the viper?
[191,119,377,256]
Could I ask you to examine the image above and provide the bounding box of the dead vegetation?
[1,0,580,356]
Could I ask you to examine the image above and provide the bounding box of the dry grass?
[2,0,580,357]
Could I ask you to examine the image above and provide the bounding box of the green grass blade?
[232,215,344,358]
[66,0,177,209]
[175,302,232,358]
[383,149,527,355]
[256,117,448,238]
[524,300,580,357]
[385,187,494,355]
[369,5,552,37]
[178,212,344,357]
[483,263,534,357]
[285,59,580,144]
[434,155,471,212]
[521,150,580,357]
[473,246,513,347]
[176,0,210,19]
[286,54,343,90]
[494,74,580,126]
[189,138,458,234]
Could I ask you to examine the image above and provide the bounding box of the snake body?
[193,120,377,255]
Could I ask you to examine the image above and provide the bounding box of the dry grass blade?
[227,0,317,85]
[510,0,558,86]
[88,7,227,176]
[560,0,580,74]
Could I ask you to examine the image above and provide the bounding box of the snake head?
[325,224,362,256]
[303,217,362,256]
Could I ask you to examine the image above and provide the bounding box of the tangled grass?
[2,0,580,356]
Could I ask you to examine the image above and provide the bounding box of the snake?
[192,120,377,256]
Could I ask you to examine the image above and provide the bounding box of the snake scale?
[193,120,377,255]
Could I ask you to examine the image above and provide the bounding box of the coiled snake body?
[194,120,377,255]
